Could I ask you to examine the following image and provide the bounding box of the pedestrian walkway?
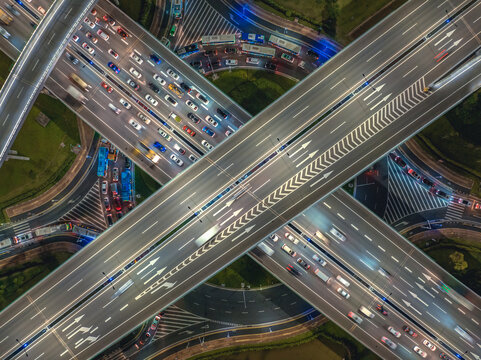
[59,180,107,230]
[11,222,31,235]
[153,305,208,339]
[384,159,446,224]
[445,202,466,220]
[173,0,240,50]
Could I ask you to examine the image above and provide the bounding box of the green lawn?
[0,50,13,84]
[0,94,80,223]
[208,69,297,116]
[133,166,161,204]
[0,251,73,311]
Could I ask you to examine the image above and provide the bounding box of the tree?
[449,251,468,271]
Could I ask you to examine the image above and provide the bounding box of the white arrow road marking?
[402,299,422,315]
[434,29,456,46]
[62,315,84,332]
[217,208,233,221]
[137,257,160,275]
[409,291,429,306]
[422,273,435,283]
[310,171,333,188]
[151,281,177,295]
[140,267,156,280]
[447,38,463,51]
[220,208,243,226]
[144,266,166,285]
[471,352,481,360]
[416,282,435,298]
[231,225,256,242]
[74,336,99,349]
[213,199,235,216]
[296,150,318,168]
[370,93,391,110]
[67,326,91,340]
[363,83,385,101]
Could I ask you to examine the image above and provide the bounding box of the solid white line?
[472,318,479,325]
[0,336,8,344]
[433,303,446,313]
[417,277,425,283]
[401,23,417,36]
[102,298,115,309]
[437,0,447,8]
[431,287,439,294]
[402,65,418,78]
[458,307,466,315]
[104,317,111,322]
[405,266,412,273]
[336,212,345,220]
[103,250,120,263]
[391,256,399,262]
[364,234,372,242]
[359,259,374,270]
[399,276,414,288]
[255,136,271,147]
[444,297,453,304]
[178,237,195,251]
[474,16,481,23]
[366,50,382,62]
[330,121,346,134]
[180,192,197,205]
[366,250,380,262]
[217,163,233,176]
[323,202,331,209]
[90,327,98,333]
[119,304,128,311]
[392,284,405,295]
[426,311,440,322]
[33,352,45,360]
[30,307,46,320]
[141,221,158,234]
[351,224,359,230]
[252,179,270,193]
[293,105,309,118]
[329,78,345,90]
[2,113,9,126]
[377,245,385,252]
[67,279,83,292]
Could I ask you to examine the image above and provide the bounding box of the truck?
[0,9,13,25]
[195,225,221,247]
[121,170,132,203]
[314,268,331,283]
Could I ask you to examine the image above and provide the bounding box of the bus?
[112,279,133,299]
[176,43,199,58]
[241,33,264,44]
[172,0,182,19]
[241,44,275,58]
[201,34,236,46]
[195,225,221,247]
[97,147,108,177]
[170,24,177,37]
[268,34,301,55]
[70,73,89,91]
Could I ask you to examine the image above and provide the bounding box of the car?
[72,35,79,42]
[153,141,166,152]
[97,29,109,41]
[225,47,236,54]
[153,74,166,85]
[82,42,95,54]
[281,243,296,257]
[125,158,131,169]
[296,257,310,270]
[307,49,319,59]
[196,93,210,105]
[205,115,218,127]
[286,264,300,276]
[130,52,143,65]
[108,62,120,73]
[422,178,434,187]
[394,156,406,167]
[387,326,401,338]
[201,140,213,151]
[84,17,95,28]
[264,62,277,71]
[211,59,221,68]
[422,339,436,351]
[90,8,97,15]
[284,232,299,244]
[436,189,448,198]
[408,168,420,179]
[6,4,20,16]
[204,49,217,56]
[378,267,392,278]
[381,336,397,350]
[312,254,327,267]
[225,130,232,136]
[145,94,158,106]
[117,211,123,219]
[183,125,196,137]
[281,53,294,63]
[457,198,471,206]
[103,197,111,211]
[107,214,113,227]
[65,52,79,65]
[117,27,128,38]
[189,154,198,162]
[103,14,116,26]
[439,353,451,360]
[185,100,198,111]
[413,346,427,358]
[150,54,162,64]
[166,68,179,80]
[246,57,260,64]
[269,234,279,242]
[120,98,131,109]
[202,126,215,137]
[108,49,119,59]
[86,32,98,44]
[225,59,238,66]
[113,197,122,211]
[187,113,201,124]
[217,108,229,119]
[102,181,108,194]
[126,78,140,91]
[109,103,121,114]
[148,83,161,94]
[190,60,202,69]
[376,304,388,316]
[402,325,418,337]
[129,119,142,131]
[165,95,178,107]
[180,83,192,93]
[329,227,346,242]
[158,129,172,141]
[137,112,151,124]
[347,311,363,324]
[101,81,113,93]
[170,154,183,167]
[129,67,142,79]
[337,287,350,299]
[112,167,119,181]
[475,202,481,210]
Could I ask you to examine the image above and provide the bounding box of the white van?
[359,306,374,318]
[315,230,329,244]
[281,244,296,257]
[336,275,350,287]
[314,268,331,283]
[257,241,274,256]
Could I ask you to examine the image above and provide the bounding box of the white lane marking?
[125,126,140,138]
[180,192,197,205]
[32,58,40,72]
[47,32,56,45]
[366,50,382,62]
[437,0,447,8]
[444,297,453,304]
[399,276,414,288]
[63,7,72,19]
[2,113,9,126]
[351,224,359,230]
[178,237,195,251]
[217,163,234,176]
[405,266,412,273]
[392,284,405,295]
[293,106,310,118]
[60,350,68,356]
[364,234,372,242]
[472,318,479,325]
[67,279,83,292]
[433,303,447,314]
[121,39,129,45]
[119,304,128,311]
[474,16,481,23]
[0,336,8,344]
[103,250,120,263]
[359,259,374,270]
[329,78,346,90]
[92,98,106,110]
[431,287,439,294]
[402,23,417,36]
[252,179,270,194]
[391,256,399,262]
[30,307,46,320]
[417,277,425,283]
[337,212,345,220]
[323,202,331,209]
[16,87,24,99]
[33,352,45,360]
[104,317,111,322]
[255,136,271,147]
[102,298,116,309]
[366,250,380,262]
[377,245,385,252]
[402,65,418,78]
[426,311,441,323]
[330,121,346,134]
[141,221,158,234]
[458,308,466,315]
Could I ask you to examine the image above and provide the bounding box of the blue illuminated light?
[446,19,451,23]
[382,297,386,301]
[364,81,369,86]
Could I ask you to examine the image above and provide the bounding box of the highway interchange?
[0,0,481,359]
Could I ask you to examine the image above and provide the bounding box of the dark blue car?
[150,54,162,65]
[108,62,120,73]
[153,141,166,152]
[202,127,215,137]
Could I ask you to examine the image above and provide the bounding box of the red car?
[402,325,418,337]
[113,197,122,211]
[101,81,113,93]
[376,304,388,316]
[183,125,196,137]
[117,27,128,38]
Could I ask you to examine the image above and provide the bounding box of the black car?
[216,108,229,119]
[204,49,217,56]
[107,214,113,227]
[180,83,191,93]
[394,156,406,168]
[388,152,397,161]
[187,112,201,124]
[125,158,131,169]
[148,82,160,93]
[422,178,434,187]
[165,96,177,106]
[65,52,79,65]
[190,60,202,69]
[286,264,300,276]
[224,47,236,54]
[307,49,319,60]
[436,190,448,198]
[264,62,277,71]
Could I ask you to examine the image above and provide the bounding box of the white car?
[284,232,299,245]
[225,59,238,66]
[186,100,198,111]
[246,57,260,64]
[97,29,109,41]
[102,180,108,194]
[269,234,279,242]
[312,254,327,267]
[413,346,427,358]
[119,98,131,109]
[153,74,166,85]
[128,119,142,131]
[201,140,213,151]
[84,17,95,28]
[130,52,143,65]
[166,68,179,80]
[170,154,183,167]
[329,227,347,242]
[164,95,178,107]
[158,129,172,141]
[205,115,218,128]
[108,49,119,59]
[145,94,158,107]
[337,287,350,299]
[387,326,401,338]
[82,42,94,55]
[422,339,436,351]
[129,67,142,79]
